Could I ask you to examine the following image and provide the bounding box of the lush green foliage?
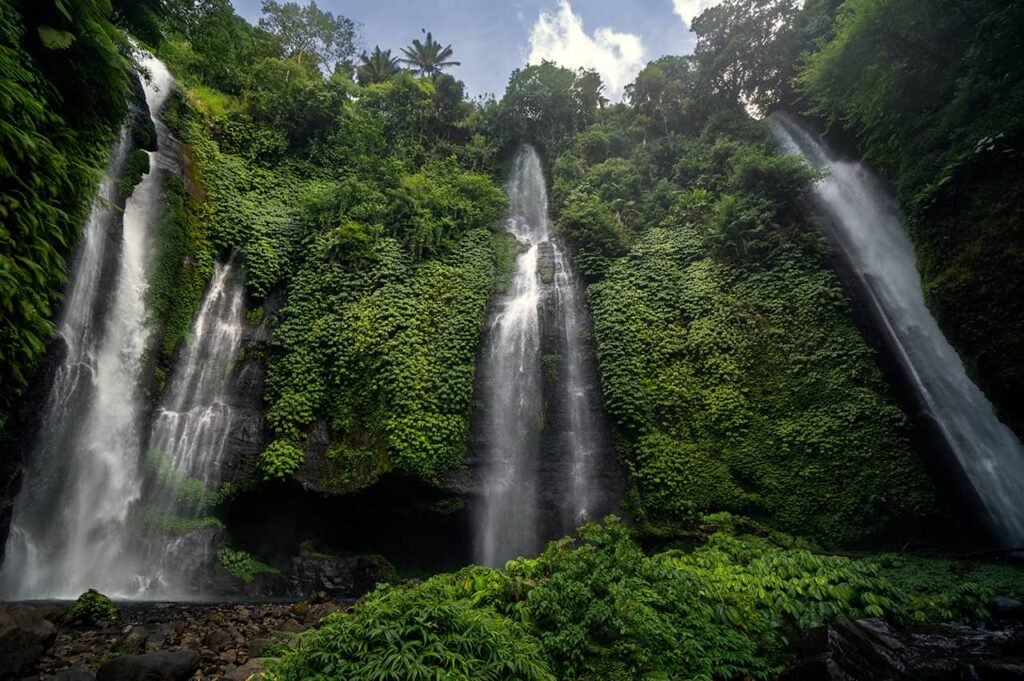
[551,100,933,543]
[399,31,460,78]
[797,0,1024,432]
[217,546,279,583]
[0,1,134,434]
[272,582,555,681]
[258,0,356,72]
[67,589,118,625]
[275,519,1021,681]
[146,172,215,365]
[156,5,510,491]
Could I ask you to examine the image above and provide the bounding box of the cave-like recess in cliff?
[220,474,474,577]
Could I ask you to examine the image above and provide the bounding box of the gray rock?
[0,602,57,679]
[96,650,199,681]
[976,662,1024,681]
[780,617,1024,681]
[990,596,1024,620]
[228,660,269,681]
[275,553,393,599]
[52,665,96,681]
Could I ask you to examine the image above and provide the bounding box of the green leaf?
[37,26,76,50]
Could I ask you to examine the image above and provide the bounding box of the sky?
[228,0,727,100]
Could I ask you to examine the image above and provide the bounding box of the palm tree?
[399,30,460,77]
[357,46,401,85]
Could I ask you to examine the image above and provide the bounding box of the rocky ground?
[4,595,1024,680]
[1,593,347,681]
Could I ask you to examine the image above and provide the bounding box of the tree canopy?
[258,0,356,71]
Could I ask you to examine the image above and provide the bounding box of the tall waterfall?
[475,145,616,567]
[140,261,245,595]
[769,111,1024,545]
[0,54,176,598]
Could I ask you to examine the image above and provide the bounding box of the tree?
[399,30,460,77]
[357,46,399,85]
[691,0,801,114]
[258,0,356,71]
[627,56,712,136]
[498,62,604,154]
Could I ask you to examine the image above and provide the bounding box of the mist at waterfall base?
[0,55,245,600]
[769,112,1024,547]
[474,145,620,567]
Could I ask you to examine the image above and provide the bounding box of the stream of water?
[474,145,615,566]
[769,111,1024,545]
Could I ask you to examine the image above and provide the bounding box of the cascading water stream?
[551,246,605,529]
[0,54,176,599]
[769,111,1024,545]
[140,261,245,596]
[475,145,615,567]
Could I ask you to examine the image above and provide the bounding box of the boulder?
[991,597,1024,621]
[779,617,1024,681]
[0,602,57,679]
[252,553,393,599]
[975,662,1024,681]
[96,650,199,681]
[52,666,96,681]
[227,660,269,681]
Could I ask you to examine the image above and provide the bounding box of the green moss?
[259,439,305,480]
[130,109,157,152]
[317,443,391,495]
[144,448,218,513]
[909,158,1024,435]
[118,148,150,200]
[550,114,934,546]
[67,589,118,625]
[146,172,215,367]
[246,305,264,327]
[541,353,560,382]
[216,546,279,583]
[491,231,520,294]
[136,512,223,537]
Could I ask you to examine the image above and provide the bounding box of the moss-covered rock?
[66,589,117,625]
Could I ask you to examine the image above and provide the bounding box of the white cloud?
[526,0,646,101]
[671,0,725,29]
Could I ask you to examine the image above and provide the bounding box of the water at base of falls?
[474,145,617,567]
[769,111,1024,546]
[0,54,182,599]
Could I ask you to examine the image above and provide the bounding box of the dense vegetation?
[532,57,933,544]
[758,0,1024,433]
[152,0,514,490]
[0,0,148,435]
[272,517,1024,680]
[4,0,1024,677]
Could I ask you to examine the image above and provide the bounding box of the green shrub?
[118,148,150,200]
[216,546,278,583]
[272,583,555,681]
[273,519,973,681]
[260,440,305,480]
[66,589,118,625]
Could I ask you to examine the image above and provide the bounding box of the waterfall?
[140,261,245,596]
[768,111,1024,546]
[0,54,176,599]
[474,145,616,567]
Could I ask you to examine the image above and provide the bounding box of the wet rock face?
[0,602,57,679]
[779,616,1024,681]
[277,554,395,598]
